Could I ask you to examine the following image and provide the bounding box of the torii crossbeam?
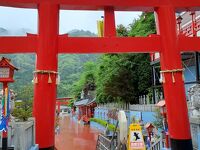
[0,1,200,150]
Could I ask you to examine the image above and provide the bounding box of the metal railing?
[96,134,163,150]
[148,137,163,150]
[96,134,112,150]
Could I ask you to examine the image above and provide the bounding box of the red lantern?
[156,100,166,117]
[0,57,18,83]
[145,123,155,142]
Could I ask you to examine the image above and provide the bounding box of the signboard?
[0,68,9,78]
[128,123,145,150]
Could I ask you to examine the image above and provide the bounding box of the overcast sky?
[0,6,141,34]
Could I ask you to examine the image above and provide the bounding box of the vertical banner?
[0,88,10,132]
[97,20,104,37]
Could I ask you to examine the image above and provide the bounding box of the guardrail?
[148,137,163,150]
[96,133,112,150]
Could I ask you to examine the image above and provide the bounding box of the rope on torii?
[33,70,60,84]
[160,68,185,83]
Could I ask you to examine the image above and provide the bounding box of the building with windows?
[151,11,200,103]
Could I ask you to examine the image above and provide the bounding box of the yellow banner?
[97,20,104,37]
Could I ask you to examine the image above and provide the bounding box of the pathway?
[55,115,99,150]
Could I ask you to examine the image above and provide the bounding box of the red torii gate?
[56,97,72,113]
[0,1,200,149]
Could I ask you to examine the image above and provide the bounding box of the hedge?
[90,118,117,131]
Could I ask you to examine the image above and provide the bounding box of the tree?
[153,108,164,129]
[116,24,129,37]
[16,84,34,101]
[67,99,75,108]
[12,100,33,121]
[95,13,155,104]
[71,61,97,99]
[71,13,155,104]
[96,53,151,104]
[129,13,156,37]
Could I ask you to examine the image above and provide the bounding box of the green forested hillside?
[58,54,99,97]
[0,29,99,100]
[0,54,99,100]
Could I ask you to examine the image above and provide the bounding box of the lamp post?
[156,100,169,149]
[145,123,155,142]
[176,15,183,34]
[0,57,18,150]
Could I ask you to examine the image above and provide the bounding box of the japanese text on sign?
[0,68,9,78]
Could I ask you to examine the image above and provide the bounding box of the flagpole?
[2,82,8,150]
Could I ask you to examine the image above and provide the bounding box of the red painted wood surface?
[0,0,199,11]
[58,36,162,53]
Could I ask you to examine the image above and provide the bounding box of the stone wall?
[188,84,200,150]
[190,117,200,149]
[0,117,38,150]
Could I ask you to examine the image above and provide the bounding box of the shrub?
[90,118,117,131]
[12,100,32,121]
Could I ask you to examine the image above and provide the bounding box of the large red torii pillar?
[33,3,59,149]
[155,7,192,149]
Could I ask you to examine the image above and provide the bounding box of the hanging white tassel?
[56,74,58,85]
[56,74,60,85]
[48,73,52,84]
[32,74,35,84]
[34,75,38,84]
[182,72,185,81]
[162,73,165,83]
[159,72,163,83]
[172,72,175,83]
[159,72,165,83]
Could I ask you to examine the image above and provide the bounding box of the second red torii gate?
[0,1,200,150]
[56,97,72,113]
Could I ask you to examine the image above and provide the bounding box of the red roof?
[0,57,18,70]
[155,100,165,107]
[144,123,154,129]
